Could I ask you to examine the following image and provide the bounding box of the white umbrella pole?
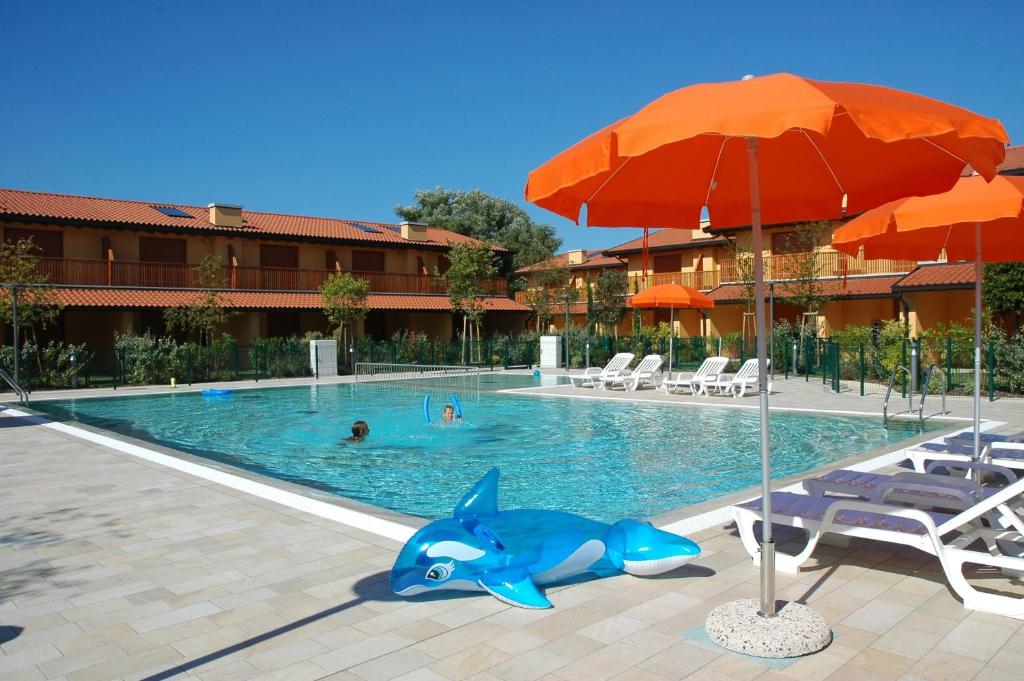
[974,222,983,467]
[669,307,674,377]
[747,137,775,617]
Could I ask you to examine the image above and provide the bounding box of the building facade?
[0,188,530,347]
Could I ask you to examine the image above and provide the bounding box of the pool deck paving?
[3,374,1024,680]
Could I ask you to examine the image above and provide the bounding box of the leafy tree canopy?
[396,188,561,270]
[984,263,1024,330]
[591,269,628,338]
[321,272,370,337]
[163,254,234,345]
[0,237,61,333]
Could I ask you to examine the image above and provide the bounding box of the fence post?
[314,343,319,380]
[255,346,261,383]
[832,341,840,393]
[900,339,908,398]
[859,343,865,396]
[988,344,996,401]
[112,348,119,390]
[945,337,953,390]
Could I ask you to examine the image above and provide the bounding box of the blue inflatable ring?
[202,388,232,397]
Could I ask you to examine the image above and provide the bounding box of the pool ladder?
[883,363,947,425]
[0,366,28,406]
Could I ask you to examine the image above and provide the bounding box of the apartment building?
[0,188,530,347]
[516,144,1024,338]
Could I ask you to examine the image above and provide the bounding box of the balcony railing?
[33,257,508,296]
[718,251,917,284]
[625,270,720,293]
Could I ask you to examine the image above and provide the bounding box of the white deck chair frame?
[567,353,634,388]
[907,442,1024,476]
[602,354,664,392]
[733,478,1024,618]
[706,358,771,397]
[661,356,728,395]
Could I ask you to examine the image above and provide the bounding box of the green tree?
[726,234,756,335]
[435,242,497,362]
[780,221,834,338]
[585,272,595,333]
[591,270,628,338]
[396,188,561,270]
[321,272,370,362]
[163,254,234,345]
[0,238,62,360]
[984,263,1024,332]
[523,265,575,332]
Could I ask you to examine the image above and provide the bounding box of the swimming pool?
[32,374,942,522]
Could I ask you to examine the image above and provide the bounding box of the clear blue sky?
[2,1,1021,252]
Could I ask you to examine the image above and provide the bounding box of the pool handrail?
[0,366,28,405]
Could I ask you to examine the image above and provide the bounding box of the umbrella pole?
[747,138,776,618]
[973,222,983,473]
[669,307,674,377]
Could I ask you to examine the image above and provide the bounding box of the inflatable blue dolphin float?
[390,468,701,609]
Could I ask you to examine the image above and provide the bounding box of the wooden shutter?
[352,250,386,272]
[653,253,681,274]
[3,228,63,257]
[259,244,298,268]
[139,237,186,263]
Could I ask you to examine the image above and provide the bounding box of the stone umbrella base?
[705,599,832,659]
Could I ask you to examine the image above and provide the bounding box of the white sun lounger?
[908,441,1024,476]
[733,480,1024,618]
[568,353,634,388]
[602,354,664,392]
[660,356,728,395]
[705,358,770,397]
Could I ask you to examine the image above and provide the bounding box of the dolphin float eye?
[426,562,453,581]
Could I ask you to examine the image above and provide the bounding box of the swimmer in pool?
[344,420,369,443]
[442,405,462,424]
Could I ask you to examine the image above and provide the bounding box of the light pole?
[561,292,572,368]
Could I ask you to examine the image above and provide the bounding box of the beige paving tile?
[351,647,437,681]
[935,617,1015,662]
[429,644,511,680]
[904,649,984,681]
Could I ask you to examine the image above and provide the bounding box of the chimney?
[567,249,587,265]
[208,203,244,228]
[400,221,428,241]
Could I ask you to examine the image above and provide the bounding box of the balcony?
[718,251,917,284]
[625,270,720,293]
[33,257,508,296]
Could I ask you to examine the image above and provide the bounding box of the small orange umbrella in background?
[833,175,1024,466]
[629,284,714,376]
[526,72,1007,653]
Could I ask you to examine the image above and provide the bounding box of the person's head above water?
[443,405,455,423]
[351,421,369,439]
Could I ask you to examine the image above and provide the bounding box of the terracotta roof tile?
[894,263,976,289]
[515,249,625,274]
[0,188,505,251]
[603,228,725,255]
[708,275,903,302]
[51,288,529,312]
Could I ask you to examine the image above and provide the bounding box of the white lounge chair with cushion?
[568,353,634,388]
[908,441,1024,476]
[733,479,1024,619]
[661,356,728,395]
[602,354,664,391]
[706,358,770,397]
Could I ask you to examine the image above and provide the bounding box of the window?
[259,244,298,268]
[326,250,338,270]
[352,250,386,272]
[772,231,812,255]
[3,228,62,257]
[437,255,451,274]
[653,253,681,274]
[140,237,186,263]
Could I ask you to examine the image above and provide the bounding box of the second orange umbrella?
[629,284,714,373]
[833,175,1024,463]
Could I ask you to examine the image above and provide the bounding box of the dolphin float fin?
[479,567,552,609]
[605,519,701,576]
[454,468,500,519]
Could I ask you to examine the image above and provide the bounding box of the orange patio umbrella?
[526,72,1007,644]
[629,284,714,374]
[833,175,1024,465]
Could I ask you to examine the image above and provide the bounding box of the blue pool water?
[32,374,941,522]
